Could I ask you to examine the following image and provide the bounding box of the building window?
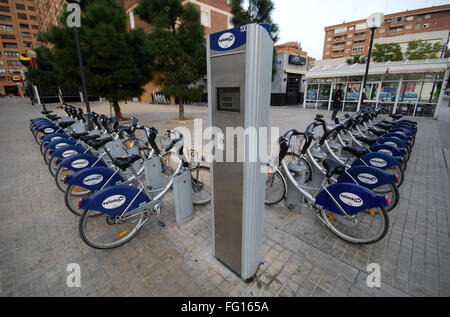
[0,15,11,21]
[424,14,431,19]
[423,23,430,28]
[7,60,21,66]
[3,42,17,48]
[17,13,27,20]
[200,11,209,27]
[379,28,385,33]
[21,32,31,38]
[129,11,135,29]
[325,51,330,55]
[0,5,10,12]
[389,26,403,32]
[4,51,19,57]
[355,23,367,31]
[0,24,13,31]
[16,4,26,10]
[406,24,413,30]
[405,16,414,21]
[0,34,14,39]
[335,27,347,34]
[20,23,28,29]
[348,26,354,31]
[23,41,33,47]
[348,33,353,38]
[352,46,364,52]
[327,37,331,42]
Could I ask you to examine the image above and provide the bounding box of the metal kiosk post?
[206,23,273,280]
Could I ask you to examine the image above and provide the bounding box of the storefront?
[271,52,308,106]
[304,59,450,117]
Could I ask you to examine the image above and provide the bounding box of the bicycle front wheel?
[79,210,146,249]
[320,207,389,245]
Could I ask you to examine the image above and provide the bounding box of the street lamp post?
[66,0,93,130]
[361,12,384,110]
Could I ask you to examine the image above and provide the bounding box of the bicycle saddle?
[368,127,386,137]
[375,122,392,130]
[87,136,113,150]
[41,110,53,115]
[47,114,61,121]
[80,134,101,142]
[390,113,404,120]
[323,159,346,178]
[112,154,141,171]
[355,135,378,146]
[343,146,370,158]
[117,126,133,137]
[71,132,89,140]
[59,120,76,129]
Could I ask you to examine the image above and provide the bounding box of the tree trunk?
[113,100,123,120]
[179,97,185,121]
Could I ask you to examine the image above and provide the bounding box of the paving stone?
[1,99,449,297]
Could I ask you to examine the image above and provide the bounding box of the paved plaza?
[0,98,449,297]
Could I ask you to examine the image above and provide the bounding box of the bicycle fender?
[355,152,403,169]
[65,167,124,192]
[382,133,411,143]
[396,120,417,125]
[377,137,409,149]
[369,144,406,157]
[36,125,58,135]
[59,154,107,172]
[79,185,151,218]
[389,127,414,136]
[50,145,87,159]
[41,133,70,143]
[45,138,77,150]
[314,183,388,216]
[338,166,397,190]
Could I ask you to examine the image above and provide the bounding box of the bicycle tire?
[190,165,211,206]
[265,168,286,206]
[320,207,389,245]
[79,209,145,249]
[372,183,399,212]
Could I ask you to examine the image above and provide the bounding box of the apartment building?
[119,0,233,35]
[118,0,233,103]
[0,0,41,96]
[35,0,65,33]
[322,4,450,60]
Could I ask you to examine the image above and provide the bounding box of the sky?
[269,0,450,59]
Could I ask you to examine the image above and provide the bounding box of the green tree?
[24,46,61,93]
[135,0,206,121]
[346,55,367,65]
[231,0,279,79]
[372,43,403,62]
[445,47,450,59]
[405,40,441,60]
[38,0,154,119]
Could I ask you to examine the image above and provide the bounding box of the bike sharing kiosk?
[207,23,273,280]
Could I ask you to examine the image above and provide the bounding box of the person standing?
[332,84,345,121]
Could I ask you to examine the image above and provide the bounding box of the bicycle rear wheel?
[190,166,211,206]
[265,169,286,205]
[320,207,389,245]
[79,210,146,249]
[372,183,399,212]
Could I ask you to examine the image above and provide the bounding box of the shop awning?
[284,68,306,75]
[306,58,450,79]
